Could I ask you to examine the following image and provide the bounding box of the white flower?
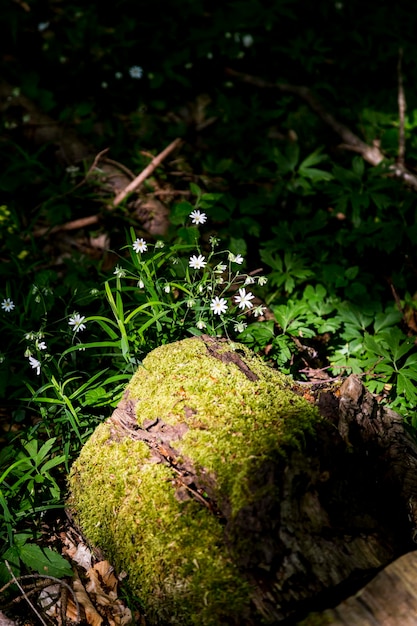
[164,284,171,293]
[36,341,47,350]
[66,165,80,175]
[129,65,143,79]
[114,266,126,278]
[186,299,196,308]
[29,356,41,375]
[234,321,247,333]
[242,34,254,47]
[90,288,100,296]
[1,298,15,312]
[214,263,227,273]
[25,332,35,340]
[189,254,207,270]
[196,320,206,330]
[189,210,207,225]
[138,279,145,289]
[210,296,228,315]
[253,305,266,318]
[234,288,254,310]
[258,276,268,286]
[133,238,147,253]
[155,240,165,248]
[229,253,244,264]
[244,276,255,285]
[69,313,86,333]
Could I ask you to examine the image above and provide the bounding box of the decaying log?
[68,337,417,625]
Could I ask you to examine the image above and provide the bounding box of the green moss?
[69,338,322,625]
[128,338,319,513]
[69,423,251,625]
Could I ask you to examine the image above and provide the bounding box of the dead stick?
[225,67,417,191]
[113,138,183,207]
[32,214,99,237]
[397,48,406,167]
[4,562,48,626]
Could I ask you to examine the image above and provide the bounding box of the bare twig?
[4,562,48,626]
[225,67,417,192]
[397,48,406,167]
[113,138,183,206]
[1,568,81,624]
[32,214,100,238]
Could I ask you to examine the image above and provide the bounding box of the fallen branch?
[113,137,183,206]
[397,48,406,168]
[0,81,171,235]
[225,67,417,192]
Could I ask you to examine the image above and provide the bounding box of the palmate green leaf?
[363,333,391,359]
[404,354,417,369]
[19,544,72,578]
[298,147,328,170]
[340,307,374,331]
[259,249,283,272]
[397,371,417,403]
[272,301,306,332]
[378,328,414,362]
[239,321,275,348]
[314,318,341,334]
[373,310,403,333]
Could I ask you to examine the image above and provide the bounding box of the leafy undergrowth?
[1,0,417,622]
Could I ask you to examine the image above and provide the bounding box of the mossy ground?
[68,338,321,625]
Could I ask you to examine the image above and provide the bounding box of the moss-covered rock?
[68,336,321,625]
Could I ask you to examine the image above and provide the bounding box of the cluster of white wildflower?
[25,331,48,376]
[129,208,268,333]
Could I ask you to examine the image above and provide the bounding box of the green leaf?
[352,156,365,177]
[404,354,417,368]
[0,546,21,584]
[83,386,107,406]
[298,147,328,169]
[363,333,391,359]
[19,544,72,578]
[189,182,202,197]
[397,371,417,402]
[170,200,194,225]
[229,237,247,257]
[298,167,333,182]
[373,310,403,333]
